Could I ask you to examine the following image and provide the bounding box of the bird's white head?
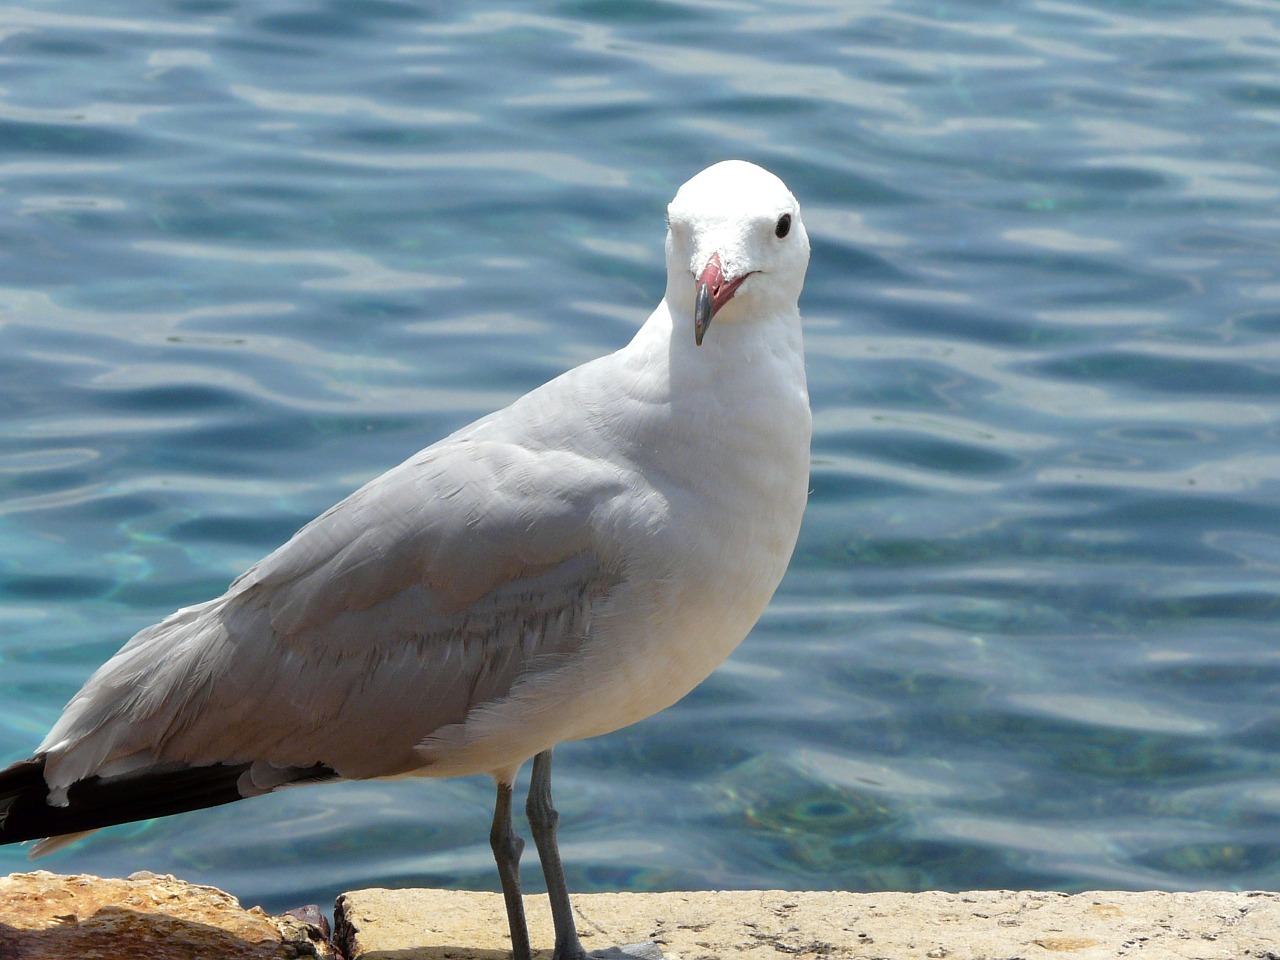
[665,160,809,347]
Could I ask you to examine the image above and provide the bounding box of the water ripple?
[2,0,1280,911]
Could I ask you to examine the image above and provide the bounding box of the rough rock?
[335,887,1280,960]
[0,870,333,960]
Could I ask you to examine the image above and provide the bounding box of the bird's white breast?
[516,301,811,745]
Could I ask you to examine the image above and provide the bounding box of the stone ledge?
[2,873,1277,960]
[336,887,1280,960]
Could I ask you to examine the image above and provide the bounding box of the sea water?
[1,0,1279,913]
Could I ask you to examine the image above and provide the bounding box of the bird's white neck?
[607,298,810,507]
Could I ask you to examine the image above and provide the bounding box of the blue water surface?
[2,0,1280,914]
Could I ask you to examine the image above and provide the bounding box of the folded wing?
[35,433,629,802]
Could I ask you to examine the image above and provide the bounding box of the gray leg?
[526,749,663,960]
[491,778,532,960]
[527,748,588,960]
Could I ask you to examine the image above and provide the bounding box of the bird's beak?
[693,253,751,346]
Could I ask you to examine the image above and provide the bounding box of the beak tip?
[694,282,712,347]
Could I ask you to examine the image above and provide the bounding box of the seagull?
[0,160,811,960]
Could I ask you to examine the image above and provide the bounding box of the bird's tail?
[0,755,335,853]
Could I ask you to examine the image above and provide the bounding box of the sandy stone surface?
[336,887,1280,960]
[4,873,1277,960]
[0,870,332,960]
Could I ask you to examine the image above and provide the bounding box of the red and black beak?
[693,252,751,346]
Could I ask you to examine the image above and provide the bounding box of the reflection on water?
[2,0,1280,913]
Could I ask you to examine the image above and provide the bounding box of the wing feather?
[39,431,629,790]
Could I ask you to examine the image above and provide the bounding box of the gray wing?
[39,433,630,792]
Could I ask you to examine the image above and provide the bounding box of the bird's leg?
[526,749,663,960]
[527,748,588,960]
[491,777,533,960]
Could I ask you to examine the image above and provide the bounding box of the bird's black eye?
[775,213,792,239]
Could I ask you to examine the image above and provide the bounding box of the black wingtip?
[1,757,248,845]
[0,754,52,841]
[0,755,47,798]
[1,755,339,847]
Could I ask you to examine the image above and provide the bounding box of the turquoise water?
[3,0,1280,915]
